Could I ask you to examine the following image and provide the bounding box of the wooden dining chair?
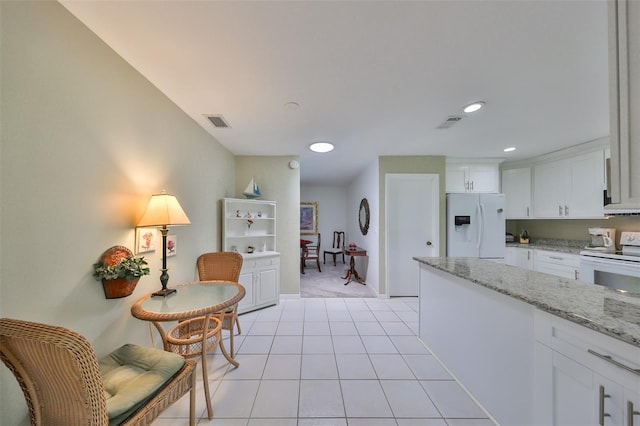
[0,317,197,426]
[323,231,346,266]
[196,252,243,356]
[303,233,322,272]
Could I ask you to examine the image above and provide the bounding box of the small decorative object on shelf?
[246,246,255,253]
[243,177,262,199]
[93,246,150,299]
[247,219,254,228]
[519,229,530,244]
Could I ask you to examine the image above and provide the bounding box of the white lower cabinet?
[505,246,534,269]
[506,247,580,280]
[237,253,279,314]
[534,250,580,280]
[534,311,640,426]
[552,350,595,425]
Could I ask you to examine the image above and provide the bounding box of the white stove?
[580,232,640,294]
[580,231,640,262]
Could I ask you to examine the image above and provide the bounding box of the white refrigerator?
[446,193,505,259]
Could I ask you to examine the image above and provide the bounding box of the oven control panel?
[621,232,640,256]
[621,231,640,246]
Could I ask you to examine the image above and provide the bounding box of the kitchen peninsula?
[414,257,640,426]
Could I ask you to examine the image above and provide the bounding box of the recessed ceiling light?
[463,101,485,113]
[504,147,516,152]
[309,142,334,153]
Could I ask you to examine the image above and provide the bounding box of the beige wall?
[1,2,235,423]
[378,156,447,294]
[235,156,301,294]
[507,216,640,247]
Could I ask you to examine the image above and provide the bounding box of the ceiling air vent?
[436,115,464,129]
[205,114,230,128]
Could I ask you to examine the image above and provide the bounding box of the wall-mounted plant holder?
[92,246,150,299]
[101,277,140,299]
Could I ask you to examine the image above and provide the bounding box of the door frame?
[385,173,440,297]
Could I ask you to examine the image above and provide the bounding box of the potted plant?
[93,246,150,298]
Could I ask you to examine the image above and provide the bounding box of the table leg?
[218,334,239,368]
[300,246,308,274]
[342,255,366,285]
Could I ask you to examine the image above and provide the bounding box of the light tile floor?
[155,297,496,425]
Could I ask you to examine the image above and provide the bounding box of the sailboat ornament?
[243,177,262,199]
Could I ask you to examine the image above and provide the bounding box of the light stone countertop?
[413,256,640,348]
[506,238,586,255]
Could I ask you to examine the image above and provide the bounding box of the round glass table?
[131,280,245,366]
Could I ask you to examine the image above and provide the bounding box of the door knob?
[426,241,432,246]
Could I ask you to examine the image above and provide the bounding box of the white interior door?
[386,174,439,297]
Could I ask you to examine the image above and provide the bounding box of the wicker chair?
[165,315,222,420]
[323,231,346,266]
[196,252,243,356]
[0,317,197,426]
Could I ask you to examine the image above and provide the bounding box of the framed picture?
[300,201,318,235]
[136,227,156,254]
[166,235,177,257]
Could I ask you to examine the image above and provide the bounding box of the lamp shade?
[137,192,191,227]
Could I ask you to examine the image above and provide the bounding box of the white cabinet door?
[502,167,532,218]
[593,374,625,426]
[607,0,640,210]
[569,151,605,218]
[504,247,517,266]
[237,270,254,312]
[446,163,500,193]
[515,247,534,270]
[504,247,534,269]
[445,165,468,193]
[468,165,500,193]
[534,159,570,218]
[534,250,580,280]
[237,254,280,314]
[256,265,278,306]
[552,351,596,426]
[551,351,596,425]
[624,387,640,426]
[533,152,605,219]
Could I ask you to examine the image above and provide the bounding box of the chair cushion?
[99,343,185,425]
[324,248,343,254]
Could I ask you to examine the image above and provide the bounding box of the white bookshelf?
[221,198,279,313]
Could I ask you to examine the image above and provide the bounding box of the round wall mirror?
[359,198,370,235]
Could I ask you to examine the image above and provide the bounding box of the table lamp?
[137,190,191,297]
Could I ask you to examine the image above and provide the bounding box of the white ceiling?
[60,0,610,185]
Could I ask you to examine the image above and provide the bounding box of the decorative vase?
[101,277,140,299]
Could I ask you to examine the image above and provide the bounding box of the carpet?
[300,261,377,298]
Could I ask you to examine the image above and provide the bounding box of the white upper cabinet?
[607,0,640,211]
[502,167,532,218]
[533,150,605,219]
[569,151,606,217]
[446,160,500,193]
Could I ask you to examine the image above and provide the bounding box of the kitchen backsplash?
[506,216,639,244]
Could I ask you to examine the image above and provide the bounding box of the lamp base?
[151,288,177,297]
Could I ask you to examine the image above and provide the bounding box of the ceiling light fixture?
[504,147,516,152]
[309,142,334,153]
[463,101,485,113]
